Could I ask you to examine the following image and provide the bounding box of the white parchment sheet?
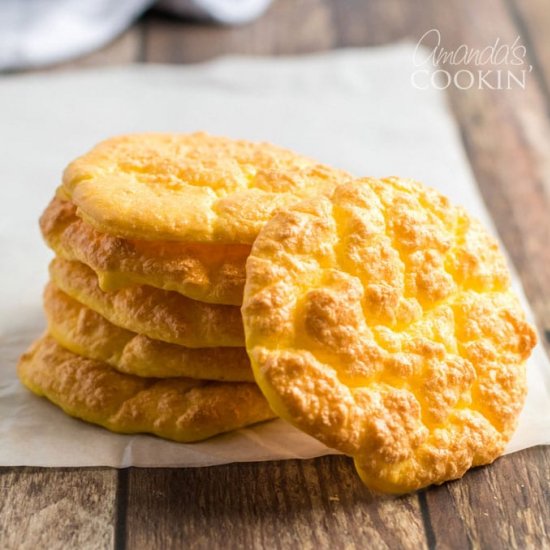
[0,45,548,467]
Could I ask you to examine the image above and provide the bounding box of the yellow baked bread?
[49,257,244,348]
[18,336,274,442]
[41,196,249,306]
[242,178,536,493]
[44,283,253,381]
[61,133,349,244]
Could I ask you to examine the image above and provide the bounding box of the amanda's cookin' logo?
[411,29,533,90]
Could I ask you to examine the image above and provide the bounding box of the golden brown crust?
[40,196,249,305]
[61,133,349,244]
[49,258,244,348]
[242,178,537,493]
[17,336,274,442]
[44,283,254,381]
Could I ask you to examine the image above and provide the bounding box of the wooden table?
[1,0,550,548]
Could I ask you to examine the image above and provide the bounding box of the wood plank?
[124,456,428,549]
[423,446,550,548]
[0,467,119,550]
[143,0,335,63]
[330,0,414,46]
[508,0,550,108]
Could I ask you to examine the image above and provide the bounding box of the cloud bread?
[18,336,274,442]
[41,196,249,305]
[61,133,349,244]
[49,257,244,348]
[242,178,537,493]
[44,282,254,381]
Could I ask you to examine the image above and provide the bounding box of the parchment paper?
[0,45,548,467]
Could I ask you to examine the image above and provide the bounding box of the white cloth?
[0,46,548,467]
[0,0,273,71]
[158,0,273,24]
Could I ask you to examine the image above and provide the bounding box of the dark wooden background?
[1,0,550,548]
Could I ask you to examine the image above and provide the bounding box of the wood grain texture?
[424,446,550,549]
[509,0,550,109]
[0,467,118,550]
[124,456,427,550]
[331,0,414,46]
[144,0,336,63]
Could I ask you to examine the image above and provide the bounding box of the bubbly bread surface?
[17,336,274,442]
[41,196,249,305]
[242,178,537,493]
[61,133,349,244]
[49,257,245,348]
[44,283,254,381]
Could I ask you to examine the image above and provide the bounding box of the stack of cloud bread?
[17,132,537,493]
[17,132,350,443]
